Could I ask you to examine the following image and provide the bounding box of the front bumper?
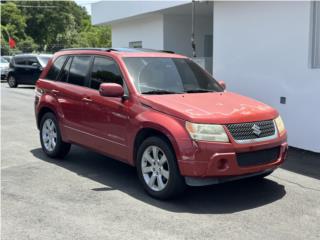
[177,132,288,178]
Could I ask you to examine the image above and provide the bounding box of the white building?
[92,1,320,153]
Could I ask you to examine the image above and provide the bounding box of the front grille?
[236,147,280,167]
[226,120,275,141]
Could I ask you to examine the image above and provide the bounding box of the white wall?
[163,15,213,57]
[213,1,320,152]
[92,1,188,25]
[111,14,164,49]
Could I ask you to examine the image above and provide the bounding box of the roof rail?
[58,48,175,53]
[59,48,113,52]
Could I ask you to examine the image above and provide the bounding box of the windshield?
[1,57,8,63]
[123,57,223,94]
[38,56,51,67]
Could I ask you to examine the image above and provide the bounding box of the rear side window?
[68,56,92,86]
[46,56,67,81]
[90,57,123,90]
[14,57,26,65]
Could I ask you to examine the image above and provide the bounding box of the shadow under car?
[31,146,286,214]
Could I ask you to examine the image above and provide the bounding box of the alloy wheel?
[8,76,16,87]
[42,119,57,152]
[141,145,170,191]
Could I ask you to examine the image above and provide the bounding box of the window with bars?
[129,41,142,48]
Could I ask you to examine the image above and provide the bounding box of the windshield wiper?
[184,89,214,93]
[142,90,182,95]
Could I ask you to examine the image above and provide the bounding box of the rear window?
[46,56,67,81]
[68,56,92,86]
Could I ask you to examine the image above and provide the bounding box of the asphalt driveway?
[1,82,320,240]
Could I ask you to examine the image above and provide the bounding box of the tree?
[1,0,112,53]
[1,1,26,40]
[16,36,39,53]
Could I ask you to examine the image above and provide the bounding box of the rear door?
[52,55,93,145]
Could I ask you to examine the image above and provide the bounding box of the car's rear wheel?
[137,136,186,199]
[7,76,18,88]
[40,112,71,158]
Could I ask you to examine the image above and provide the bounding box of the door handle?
[52,89,59,94]
[82,97,93,103]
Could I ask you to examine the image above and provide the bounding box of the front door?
[81,56,130,161]
[27,57,42,84]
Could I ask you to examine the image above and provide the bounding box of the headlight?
[275,115,285,135]
[35,87,44,97]
[185,122,229,142]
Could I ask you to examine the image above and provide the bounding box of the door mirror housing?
[99,83,124,98]
[32,62,40,68]
[218,80,226,90]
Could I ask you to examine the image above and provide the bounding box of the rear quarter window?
[45,56,67,81]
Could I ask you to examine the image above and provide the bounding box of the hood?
[139,92,278,124]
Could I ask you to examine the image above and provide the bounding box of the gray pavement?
[1,82,320,240]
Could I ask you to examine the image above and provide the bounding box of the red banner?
[9,37,16,48]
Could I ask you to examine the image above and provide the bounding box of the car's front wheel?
[7,76,18,88]
[40,112,71,158]
[137,136,186,199]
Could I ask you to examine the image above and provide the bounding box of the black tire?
[7,75,18,88]
[136,136,186,200]
[40,112,71,158]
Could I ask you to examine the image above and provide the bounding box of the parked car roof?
[13,53,53,58]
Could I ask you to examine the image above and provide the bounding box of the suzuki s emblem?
[252,124,262,136]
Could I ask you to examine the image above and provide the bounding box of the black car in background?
[7,54,52,88]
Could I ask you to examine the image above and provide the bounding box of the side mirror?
[218,80,226,90]
[99,83,124,98]
[32,62,40,67]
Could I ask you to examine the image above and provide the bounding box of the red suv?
[35,48,288,199]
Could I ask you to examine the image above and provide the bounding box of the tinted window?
[68,56,91,86]
[59,57,72,82]
[27,57,39,66]
[46,56,67,81]
[90,57,123,90]
[14,57,26,65]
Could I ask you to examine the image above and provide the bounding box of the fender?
[127,110,195,165]
[37,93,69,141]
